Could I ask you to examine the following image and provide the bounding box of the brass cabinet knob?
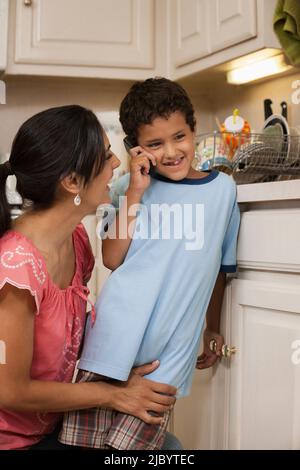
[24,0,32,6]
[221,344,237,358]
[209,339,237,358]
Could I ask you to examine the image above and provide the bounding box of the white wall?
[0,75,213,158]
[206,72,300,132]
[1,72,299,159]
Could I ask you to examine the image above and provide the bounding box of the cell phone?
[123,136,156,176]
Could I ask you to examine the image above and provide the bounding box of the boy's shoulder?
[214,170,235,186]
[213,171,237,195]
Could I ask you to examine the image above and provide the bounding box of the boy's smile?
[137,111,202,181]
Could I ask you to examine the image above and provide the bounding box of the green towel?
[274,0,300,66]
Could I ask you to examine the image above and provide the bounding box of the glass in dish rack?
[194,132,300,184]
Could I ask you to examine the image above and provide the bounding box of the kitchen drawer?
[237,209,300,273]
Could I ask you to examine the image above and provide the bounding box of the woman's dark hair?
[119,77,196,145]
[0,104,106,238]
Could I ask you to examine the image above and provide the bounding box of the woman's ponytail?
[0,161,13,238]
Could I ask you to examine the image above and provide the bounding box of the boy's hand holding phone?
[124,137,156,196]
[128,145,156,194]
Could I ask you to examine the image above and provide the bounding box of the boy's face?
[137,111,196,180]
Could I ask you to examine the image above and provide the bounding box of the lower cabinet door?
[228,278,300,450]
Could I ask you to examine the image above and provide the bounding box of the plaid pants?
[58,371,170,450]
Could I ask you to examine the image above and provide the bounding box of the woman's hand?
[132,359,160,377]
[128,146,156,194]
[111,360,177,425]
[196,328,224,370]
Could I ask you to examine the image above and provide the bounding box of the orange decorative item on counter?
[221,109,251,159]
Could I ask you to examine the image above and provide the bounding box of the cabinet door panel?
[237,209,300,273]
[229,279,300,450]
[209,0,257,53]
[172,0,210,67]
[0,0,8,70]
[15,0,154,68]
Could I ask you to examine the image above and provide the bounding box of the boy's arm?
[102,146,156,271]
[196,272,226,370]
[102,187,144,271]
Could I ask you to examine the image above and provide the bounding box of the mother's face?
[83,132,120,211]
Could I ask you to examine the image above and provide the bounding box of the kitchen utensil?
[211,157,233,174]
[195,134,228,171]
[264,99,273,120]
[232,141,280,184]
[220,109,251,159]
[281,101,288,120]
[262,122,284,153]
[262,113,289,162]
[215,116,222,132]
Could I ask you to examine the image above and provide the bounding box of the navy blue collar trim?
[151,169,219,185]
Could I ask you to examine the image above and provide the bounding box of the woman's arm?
[0,285,175,425]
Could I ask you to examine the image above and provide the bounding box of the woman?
[0,105,179,450]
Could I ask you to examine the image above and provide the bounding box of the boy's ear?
[60,172,83,196]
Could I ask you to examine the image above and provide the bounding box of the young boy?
[59,78,240,450]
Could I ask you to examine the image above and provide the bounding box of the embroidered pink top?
[0,224,95,450]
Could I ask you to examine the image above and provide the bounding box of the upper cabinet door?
[172,0,210,67]
[209,0,257,53]
[15,0,154,69]
[0,0,9,70]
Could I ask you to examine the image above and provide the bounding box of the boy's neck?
[185,167,210,179]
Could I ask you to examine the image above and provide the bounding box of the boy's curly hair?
[119,77,196,145]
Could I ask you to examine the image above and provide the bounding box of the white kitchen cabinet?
[171,0,280,80]
[226,278,300,450]
[4,0,281,81]
[172,0,257,68]
[173,180,300,450]
[209,0,257,54]
[0,0,8,71]
[7,0,167,79]
[171,0,210,67]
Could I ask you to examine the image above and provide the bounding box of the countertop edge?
[237,179,300,203]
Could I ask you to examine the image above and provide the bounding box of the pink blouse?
[0,224,95,450]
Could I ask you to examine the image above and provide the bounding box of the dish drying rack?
[194,132,300,184]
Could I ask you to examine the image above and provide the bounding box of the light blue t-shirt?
[79,170,240,397]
